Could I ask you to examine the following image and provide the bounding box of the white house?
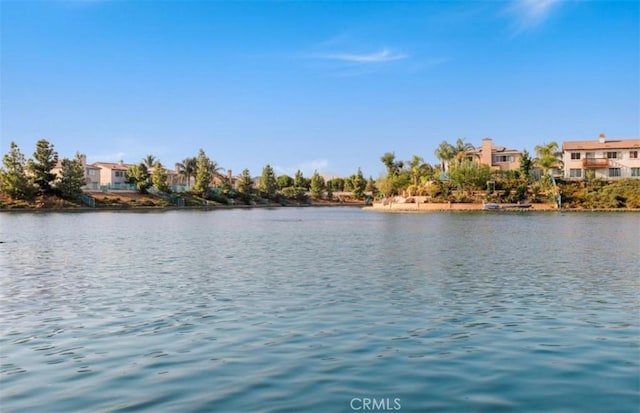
[562,133,640,180]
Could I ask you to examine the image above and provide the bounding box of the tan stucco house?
[468,138,522,171]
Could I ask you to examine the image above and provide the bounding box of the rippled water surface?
[1,208,639,412]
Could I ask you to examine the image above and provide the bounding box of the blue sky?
[1,0,638,178]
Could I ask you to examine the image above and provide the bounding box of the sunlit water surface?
[1,208,638,412]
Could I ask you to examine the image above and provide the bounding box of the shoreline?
[0,201,365,213]
[1,202,639,213]
[363,202,640,213]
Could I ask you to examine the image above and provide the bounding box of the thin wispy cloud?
[318,48,408,64]
[508,0,563,32]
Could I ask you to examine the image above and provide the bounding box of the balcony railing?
[582,158,610,169]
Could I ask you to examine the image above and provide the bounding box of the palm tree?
[534,141,562,175]
[175,157,197,188]
[142,154,156,170]
[453,138,475,164]
[208,160,225,184]
[409,155,424,186]
[434,141,455,172]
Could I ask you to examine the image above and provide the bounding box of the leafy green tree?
[380,152,403,177]
[309,170,325,199]
[326,184,333,200]
[259,164,278,200]
[28,139,58,194]
[237,169,254,202]
[277,174,294,189]
[126,163,151,192]
[379,152,409,196]
[519,149,533,181]
[282,186,306,201]
[58,153,87,199]
[327,177,345,192]
[434,141,455,172]
[0,141,34,200]
[349,168,367,199]
[193,149,213,197]
[152,161,169,192]
[449,160,493,194]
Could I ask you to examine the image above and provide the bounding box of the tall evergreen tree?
[237,169,254,202]
[152,161,169,192]
[193,149,212,197]
[58,153,87,199]
[259,164,278,200]
[309,171,325,199]
[0,142,34,200]
[28,139,58,194]
[293,169,307,189]
[519,149,533,181]
[350,168,367,199]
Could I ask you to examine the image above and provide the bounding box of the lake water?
[1,208,638,412]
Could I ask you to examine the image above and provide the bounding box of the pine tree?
[58,153,87,199]
[309,171,324,199]
[519,149,533,181]
[0,142,34,200]
[152,162,169,192]
[237,169,254,202]
[259,164,278,200]
[350,168,367,199]
[28,139,58,194]
[193,149,212,197]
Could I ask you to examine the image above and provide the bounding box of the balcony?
[582,158,610,169]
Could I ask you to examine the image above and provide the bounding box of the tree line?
[0,139,85,201]
[0,139,379,205]
[0,136,596,207]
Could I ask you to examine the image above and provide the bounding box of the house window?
[494,155,513,163]
[570,152,581,160]
[608,168,621,178]
[630,151,638,159]
[569,169,582,178]
[114,171,124,178]
[606,152,618,159]
[89,169,97,176]
[585,152,595,159]
[631,168,640,177]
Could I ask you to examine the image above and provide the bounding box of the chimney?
[481,138,493,167]
[598,133,606,143]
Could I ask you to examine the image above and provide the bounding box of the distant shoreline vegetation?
[1,138,639,210]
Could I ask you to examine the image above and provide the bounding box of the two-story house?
[562,133,640,180]
[92,161,132,189]
[467,138,522,171]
